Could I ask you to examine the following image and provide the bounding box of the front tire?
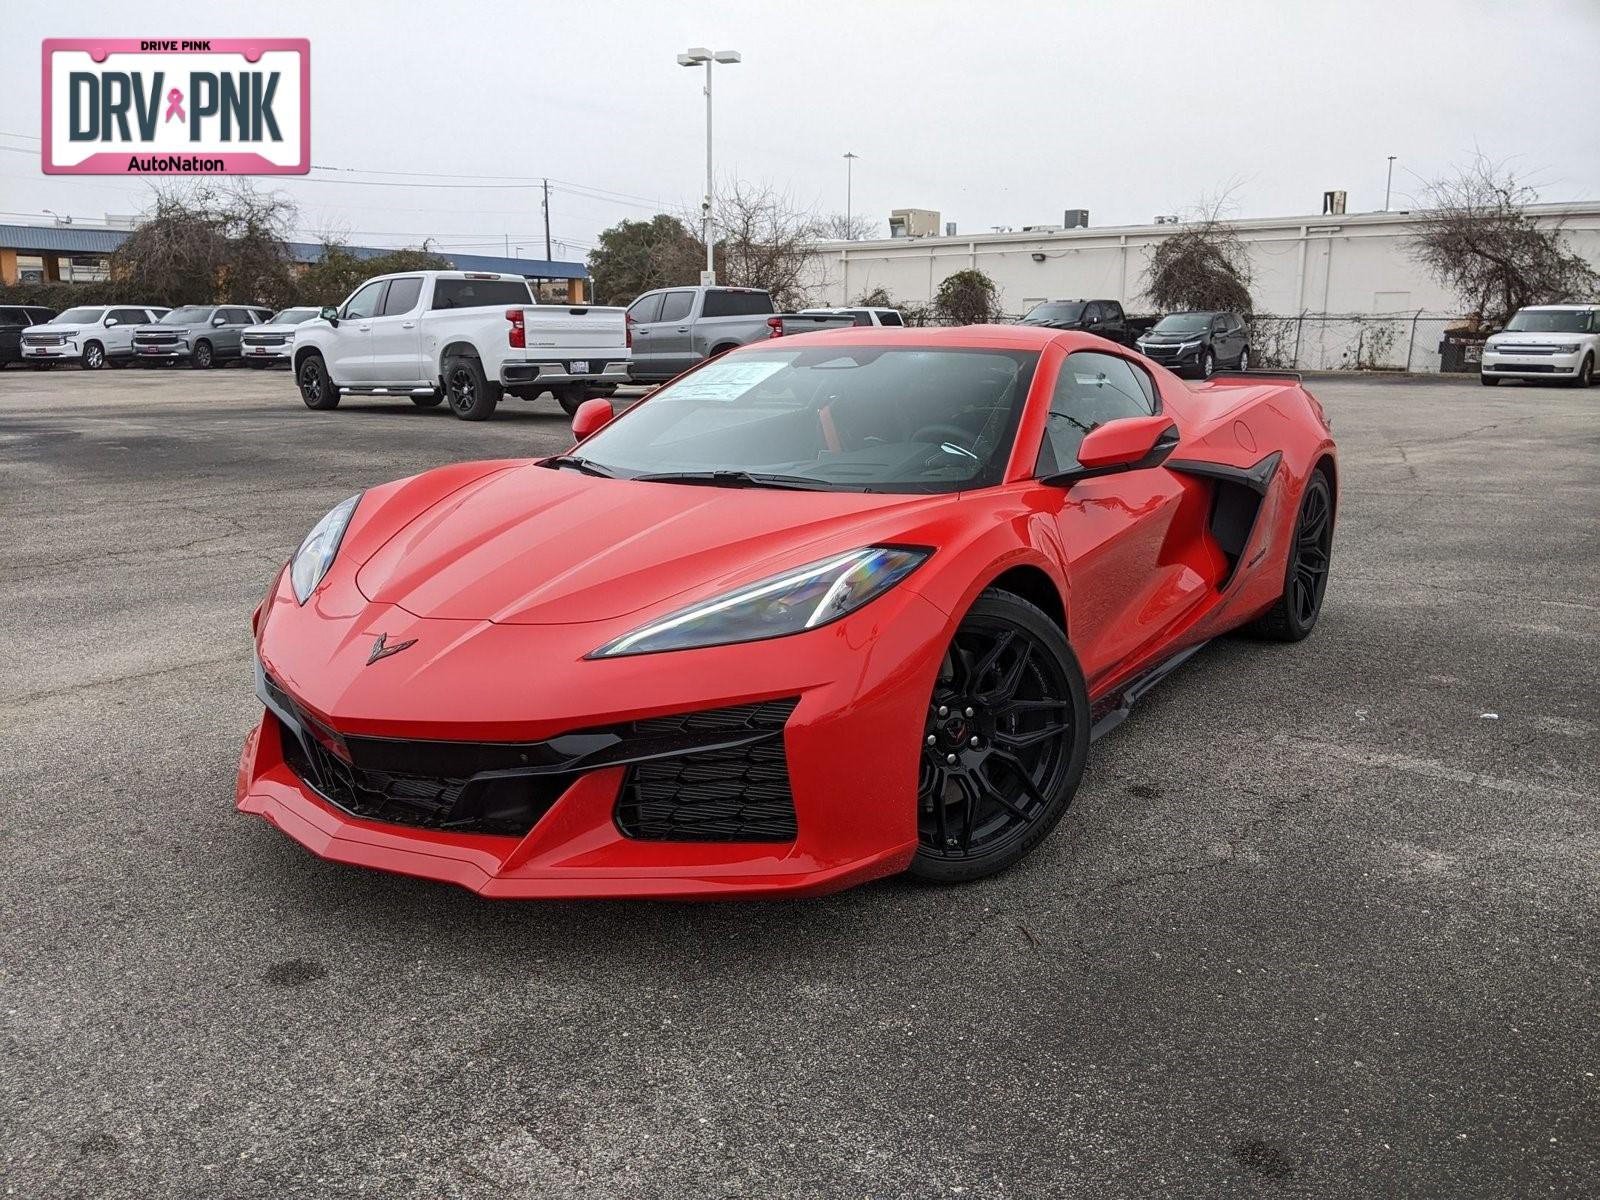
[1570,354,1594,388]
[908,589,1090,883]
[296,354,339,410]
[443,355,500,421]
[81,341,106,370]
[191,340,214,369]
[1237,346,1250,370]
[1198,348,1216,379]
[1248,469,1334,642]
[1480,373,1501,386]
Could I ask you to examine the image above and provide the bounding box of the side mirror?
[212,316,227,326]
[105,318,118,327]
[1044,415,1179,485]
[319,306,339,327]
[571,397,614,440]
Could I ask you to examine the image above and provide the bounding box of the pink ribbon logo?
[164,88,185,123]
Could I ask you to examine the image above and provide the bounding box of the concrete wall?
[803,203,1600,321]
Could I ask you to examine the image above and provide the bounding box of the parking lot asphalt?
[1,363,1596,1198]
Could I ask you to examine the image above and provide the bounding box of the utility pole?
[843,152,859,239]
[542,179,552,260]
[1384,155,1396,212]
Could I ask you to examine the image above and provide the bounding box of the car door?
[105,308,148,357]
[212,308,250,357]
[368,275,425,382]
[1035,349,1211,690]
[0,308,25,361]
[626,292,667,378]
[647,289,698,377]
[331,279,388,382]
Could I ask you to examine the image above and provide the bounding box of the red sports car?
[238,325,1336,898]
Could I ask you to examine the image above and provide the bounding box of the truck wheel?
[443,355,500,421]
[81,341,106,370]
[192,340,214,369]
[411,392,443,408]
[709,343,739,359]
[1570,353,1594,388]
[297,354,340,410]
[554,386,586,416]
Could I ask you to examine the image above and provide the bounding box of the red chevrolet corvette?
[238,325,1336,898]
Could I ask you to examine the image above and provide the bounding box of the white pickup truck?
[291,271,630,421]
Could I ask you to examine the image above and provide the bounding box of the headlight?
[289,494,361,604]
[589,545,929,658]
[1557,343,1580,353]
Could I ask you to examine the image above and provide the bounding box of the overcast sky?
[6,0,1599,263]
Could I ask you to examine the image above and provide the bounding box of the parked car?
[626,287,856,383]
[1135,311,1251,379]
[799,306,906,327]
[1018,299,1157,347]
[241,307,322,369]
[1480,304,1600,387]
[19,305,170,370]
[0,305,59,367]
[132,305,274,368]
[238,324,1338,897]
[291,271,629,420]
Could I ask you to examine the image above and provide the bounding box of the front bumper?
[500,359,630,388]
[23,343,81,360]
[1480,348,1585,379]
[236,571,945,898]
[242,344,292,362]
[1137,343,1201,369]
[134,343,191,360]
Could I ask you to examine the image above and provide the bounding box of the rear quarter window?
[431,278,534,309]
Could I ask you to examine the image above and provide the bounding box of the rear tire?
[554,386,586,416]
[443,355,500,421]
[908,589,1090,884]
[81,341,106,370]
[296,354,339,410]
[1248,470,1334,642]
[192,340,214,369]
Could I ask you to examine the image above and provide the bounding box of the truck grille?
[243,333,288,347]
[22,333,65,346]
[136,332,179,345]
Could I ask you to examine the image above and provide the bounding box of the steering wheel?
[910,423,974,448]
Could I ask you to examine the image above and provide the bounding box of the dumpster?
[1439,328,1488,373]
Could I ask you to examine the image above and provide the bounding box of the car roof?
[1518,304,1598,311]
[746,324,1116,352]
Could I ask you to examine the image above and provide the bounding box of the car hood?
[135,324,193,333]
[354,462,958,625]
[1490,332,1582,346]
[25,322,94,334]
[245,323,301,333]
[1140,331,1204,343]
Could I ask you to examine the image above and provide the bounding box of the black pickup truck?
[1018,299,1157,347]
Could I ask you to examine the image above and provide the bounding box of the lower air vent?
[615,700,800,842]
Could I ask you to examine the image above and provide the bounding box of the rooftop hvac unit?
[889,208,941,238]
[1322,190,1347,215]
[1062,208,1089,228]
[945,222,957,237]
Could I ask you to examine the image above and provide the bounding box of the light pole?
[678,46,740,285]
[843,151,859,239]
[1384,155,1397,212]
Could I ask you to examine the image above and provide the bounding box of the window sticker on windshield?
[665,360,789,401]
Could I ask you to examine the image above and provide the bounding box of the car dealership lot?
[1,368,1594,1197]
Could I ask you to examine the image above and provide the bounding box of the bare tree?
[1142,190,1254,314]
[1410,154,1599,326]
[112,182,298,306]
[706,182,829,309]
[819,212,880,241]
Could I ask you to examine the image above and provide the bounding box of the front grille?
[1491,363,1556,373]
[262,669,800,843]
[615,700,800,842]
[22,333,64,346]
[243,333,288,346]
[136,333,179,345]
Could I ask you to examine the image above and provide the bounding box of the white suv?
[21,305,170,370]
[1480,304,1600,387]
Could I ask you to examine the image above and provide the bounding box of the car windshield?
[160,306,211,325]
[1021,303,1084,324]
[1502,310,1590,333]
[569,347,1041,493]
[1152,313,1211,332]
[55,307,106,324]
[270,308,319,325]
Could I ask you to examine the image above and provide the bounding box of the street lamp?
[678,46,740,285]
[1384,155,1397,212]
[843,152,859,240]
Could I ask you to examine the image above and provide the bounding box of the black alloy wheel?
[297,354,339,410]
[443,354,499,421]
[910,590,1089,882]
[1250,470,1334,641]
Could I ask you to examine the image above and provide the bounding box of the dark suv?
[1135,311,1250,378]
[0,305,59,367]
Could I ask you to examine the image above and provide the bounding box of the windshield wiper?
[541,454,618,478]
[631,469,860,492]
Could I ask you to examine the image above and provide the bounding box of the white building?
[802,202,1600,371]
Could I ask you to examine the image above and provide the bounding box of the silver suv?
[132,304,274,369]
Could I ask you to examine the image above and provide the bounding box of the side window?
[382,277,423,316]
[657,290,694,323]
[108,308,145,325]
[629,293,664,323]
[1101,304,1122,323]
[1036,351,1159,475]
[218,308,247,325]
[877,311,904,327]
[0,308,24,326]
[1212,316,1227,333]
[343,281,387,320]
